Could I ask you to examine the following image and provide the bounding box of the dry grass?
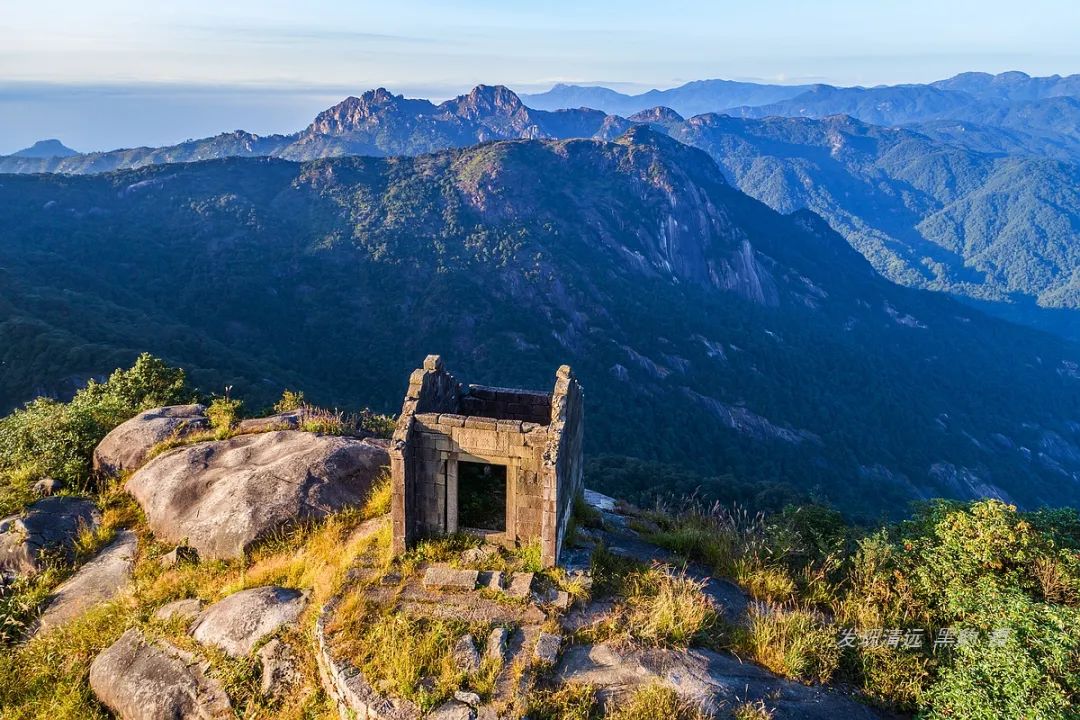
[607,683,713,720]
[1032,556,1080,605]
[730,699,774,720]
[524,682,599,720]
[0,471,395,720]
[584,549,717,648]
[735,563,796,604]
[731,603,839,684]
[326,595,501,712]
[646,502,768,579]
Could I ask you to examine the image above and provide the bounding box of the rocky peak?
[444,85,527,120]
[306,89,435,136]
[628,106,685,124]
[11,139,79,158]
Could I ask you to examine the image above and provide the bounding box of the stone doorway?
[457,461,507,532]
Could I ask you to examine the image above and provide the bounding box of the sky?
[2,0,1080,153]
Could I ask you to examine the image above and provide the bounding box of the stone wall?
[409,413,549,540]
[391,356,584,567]
[459,385,552,425]
[315,598,419,720]
[391,355,461,554]
[543,366,585,567]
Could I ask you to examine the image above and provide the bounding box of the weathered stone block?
[486,627,509,660]
[422,566,479,591]
[534,633,562,666]
[505,572,534,599]
[477,570,504,590]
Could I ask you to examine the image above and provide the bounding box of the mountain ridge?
[5,79,1080,340]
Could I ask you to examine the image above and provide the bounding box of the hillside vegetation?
[4,133,1080,515]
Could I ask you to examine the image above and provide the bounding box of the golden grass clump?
[523,682,598,720]
[584,552,717,648]
[326,594,500,712]
[730,699,774,720]
[731,603,840,684]
[607,683,713,720]
[735,563,796,604]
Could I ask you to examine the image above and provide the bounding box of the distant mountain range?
[520,79,814,118]
[4,76,1080,339]
[6,129,1080,515]
[525,72,1080,163]
[0,86,627,174]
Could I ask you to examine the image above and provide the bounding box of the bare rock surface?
[190,586,308,657]
[0,496,100,575]
[89,628,232,720]
[154,598,204,623]
[583,488,616,512]
[505,572,534,599]
[31,477,62,496]
[258,637,302,698]
[429,700,474,719]
[486,626,509,660]
[234,410,304,434]
[37,529,137,631]
[534,632,562,666]
[126,430,388,558]
[93,404,208,477]
[452,634,482,673]
[557,642,890,720]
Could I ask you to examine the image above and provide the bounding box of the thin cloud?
[180,23,439,46]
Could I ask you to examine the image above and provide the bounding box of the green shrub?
[0,354,188,513]
[273,389,306,413]
[206,397,242,435]
[837,500,1080,716]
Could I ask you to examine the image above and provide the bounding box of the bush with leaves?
[837,500,1080,717]
[0,353,189,514]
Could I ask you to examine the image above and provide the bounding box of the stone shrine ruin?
[389,355,584,567]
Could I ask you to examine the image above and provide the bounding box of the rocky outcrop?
[126,431,388,558]
[258,638,302,698]
[154,598,203,623]
[234,410,304,434]
[0,497,100,576]
[557,643,889,720]
[37,530,137,631]
[189,586,308,657]
[89,628,232,720]
[93,404,208,477]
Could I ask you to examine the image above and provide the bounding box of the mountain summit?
[11,139,79,158]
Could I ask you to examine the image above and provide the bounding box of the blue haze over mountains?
[6,71,1080,339]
